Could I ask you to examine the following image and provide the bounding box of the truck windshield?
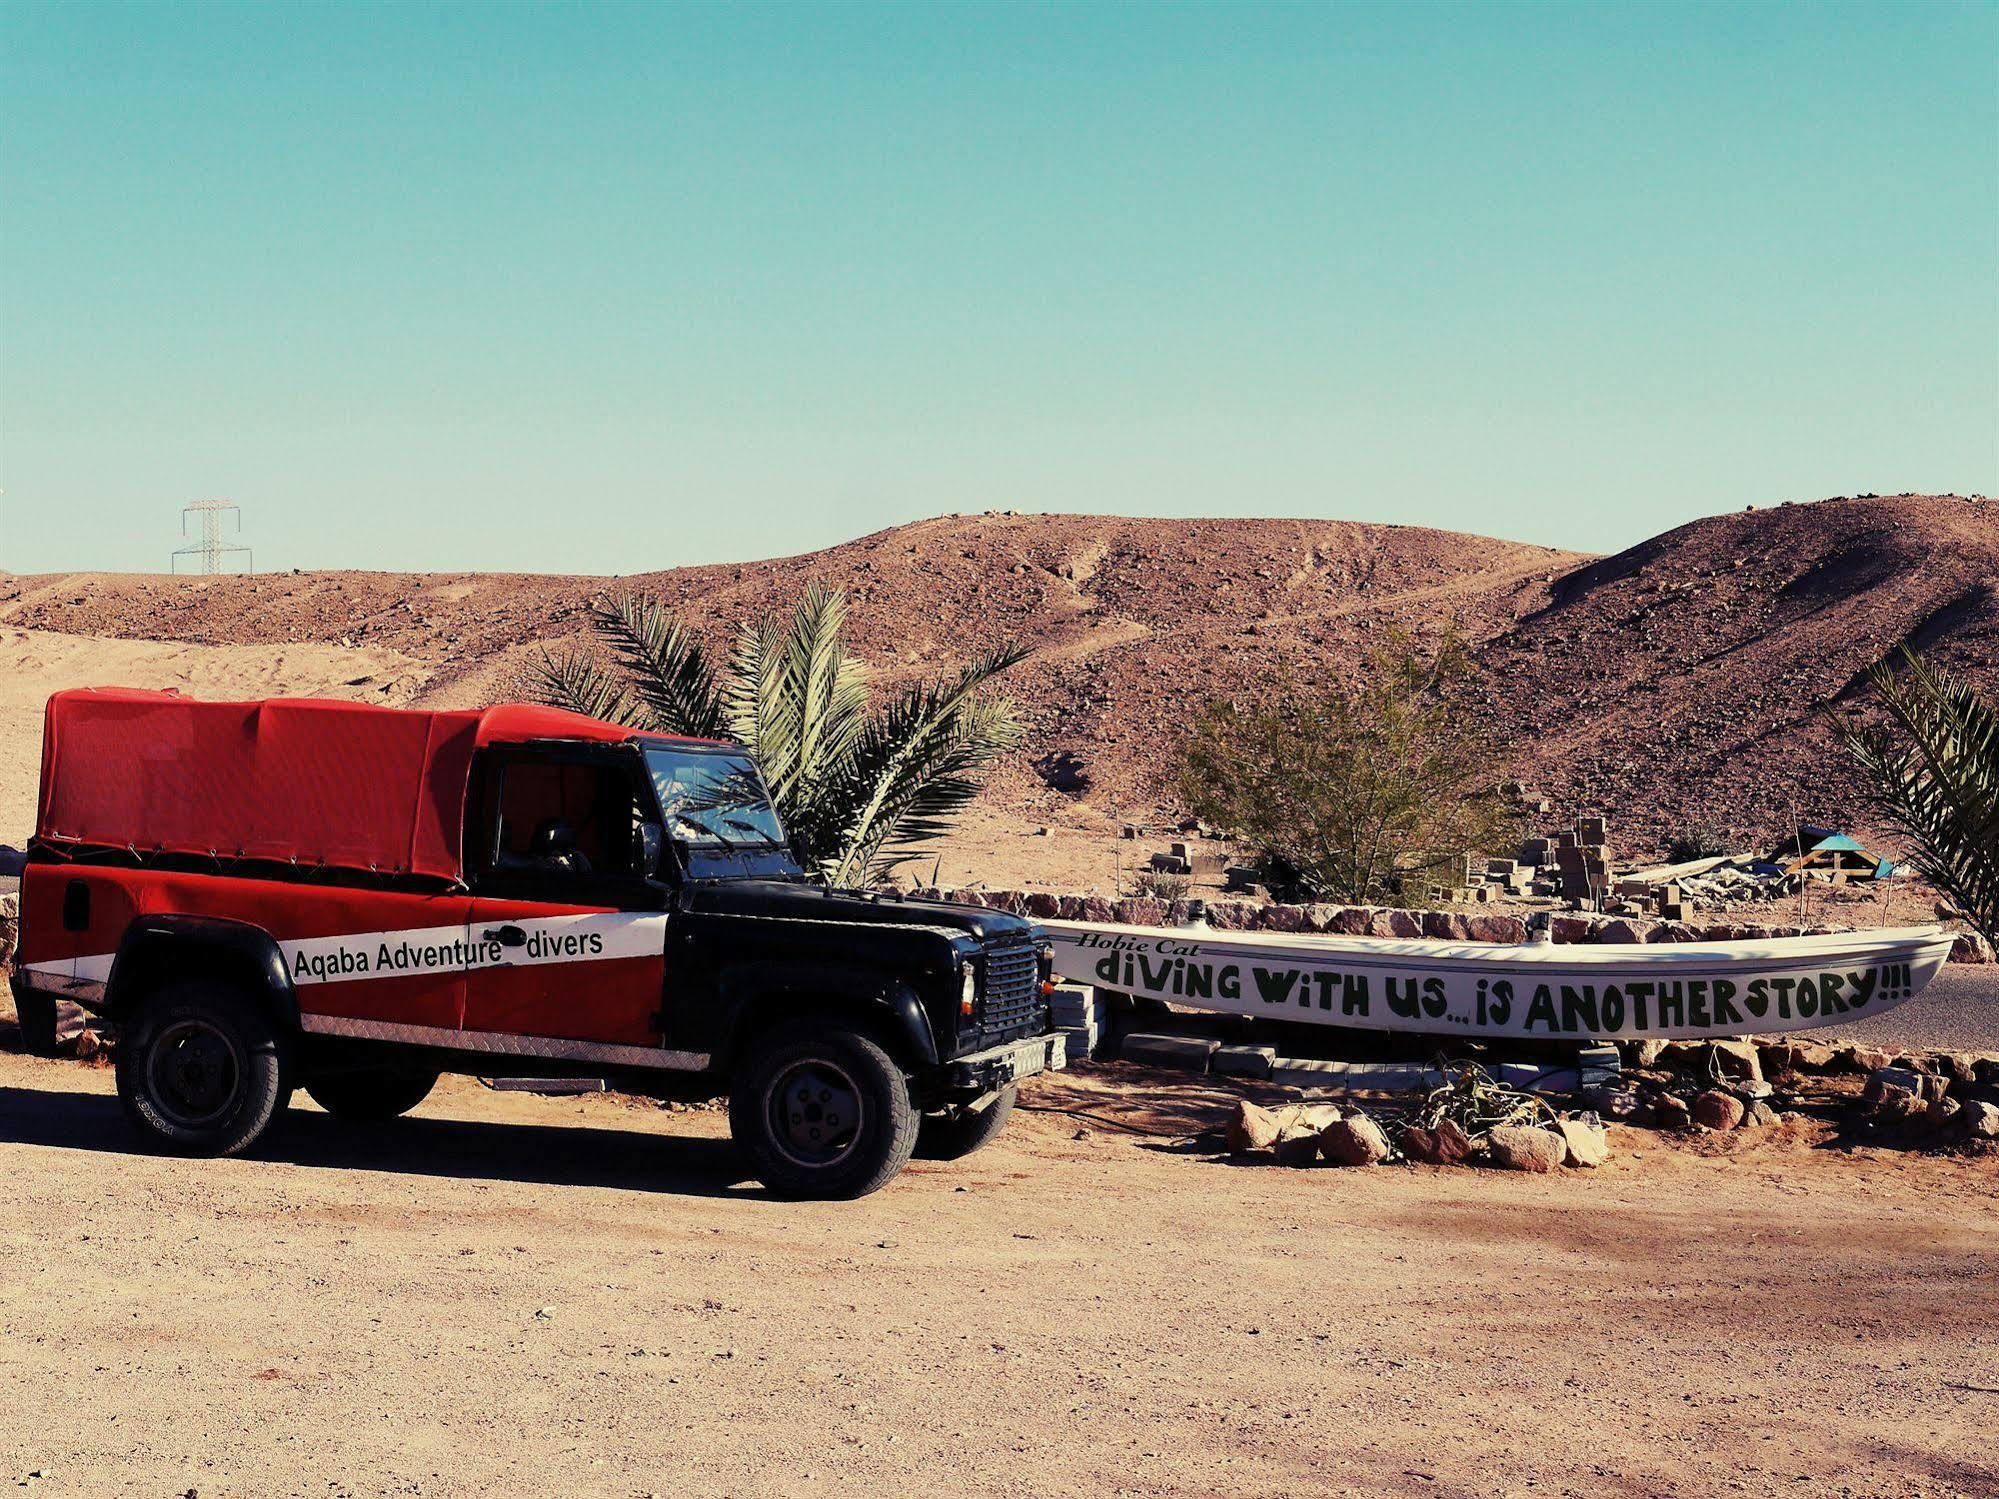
[643,746,787,850]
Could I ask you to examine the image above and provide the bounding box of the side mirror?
[636,821,664,877]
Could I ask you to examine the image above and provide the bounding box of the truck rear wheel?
[304,1066,438,1121]
[116,982,291,1157]
[916,1084,1017,1160]
[729,1021,918,1199]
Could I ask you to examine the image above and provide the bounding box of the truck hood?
[678,879,1034,945]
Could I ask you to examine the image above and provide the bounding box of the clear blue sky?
[2,1,1994,576]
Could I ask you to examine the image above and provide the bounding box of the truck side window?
[491,759,639,880]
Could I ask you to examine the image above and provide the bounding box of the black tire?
[304,1066,438,1121]
[728,1021,918,1200]
[115,982,291,1157]
[915,1084,1017,1161]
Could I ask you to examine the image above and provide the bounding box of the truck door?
[460,746,670,1050]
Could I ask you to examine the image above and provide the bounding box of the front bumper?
[942,1032,1066,1094]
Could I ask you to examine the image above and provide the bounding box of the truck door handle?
[483,925,527,948]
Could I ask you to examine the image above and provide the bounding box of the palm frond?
[1838,648,1999,945]
[522,649,652,729]
[723,613,788,780]
[585,592,727,740]
[821,642,1030,885]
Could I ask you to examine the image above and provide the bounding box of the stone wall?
[907,888,1997,964]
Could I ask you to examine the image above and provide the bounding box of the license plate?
[1008,1041,1048,1082]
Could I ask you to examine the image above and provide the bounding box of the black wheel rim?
[765,1058,863,1169]
[146,1019,245,1129]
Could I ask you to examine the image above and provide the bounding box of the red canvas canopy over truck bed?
[13,688,1061,1198]
[36,687,630,882]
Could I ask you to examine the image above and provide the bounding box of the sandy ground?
[0,629,426,845]
[0,1046,1994,1499]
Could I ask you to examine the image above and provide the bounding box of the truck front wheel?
[116,982,291,1157]
[304,1066,438,1121]
[916,1084,1017,1160]
[729,1022,918,1199]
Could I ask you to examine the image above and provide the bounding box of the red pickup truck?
[11,689,1063,1198]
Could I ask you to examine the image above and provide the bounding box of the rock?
[1226,1100,1282,1153]
[1873,1090,1927,1122]
[1550,914,1596,945]
[1755,1040,1801,1073]
[1863,1066,1925,1104]
[1936,1052,1979,1087]
[1556,1118,1610,1168]
[1950,931,1995,964]
[1705,1039,1764,1083]
[1368,909,1424,939]
[1842,1045,1898,1074]
[1596,918,1650,944]
[1692,1090,1746,1131]
[1403,1118,1475,1165]
[1320,1115,1391,1167]
[1742,1100,1778,1128]
[1652,1094,1692,1130]
[1275,1103,1343,1133]
[1731,1078,1774,1101]
[1630,1039,1669,1067]
[1926,1096,1962,1129]
[1433,1118,1475,1163]
[1790,1041,1840,1072]
[1977,1057,1999,1088]
[1581,1084,1643,1122]
[1420,910,1463,939]
[1400,1124,1443,1162]
[1113,897,1168,927]
[1257,904,1307,933]
[1205,901,1255,930]
[1465,914,1527,944]
[1961,1101,1999,1139]
[1272,1124,1323,1167]
[1486,1125,1566,1172]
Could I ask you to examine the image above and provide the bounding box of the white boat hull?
[1044,920,1954,1041]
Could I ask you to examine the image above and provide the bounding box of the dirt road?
[0,1049,1994,1498]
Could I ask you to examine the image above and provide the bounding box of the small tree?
[1176,633,1514,905]
[1838,648,1999,946]
[530,584,1027,885]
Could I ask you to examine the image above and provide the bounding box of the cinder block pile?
[1050,984,1108,1061]
[1551,816,1612,903]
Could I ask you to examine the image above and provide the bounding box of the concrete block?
[1577,1043,1621,1086]
[1212,1044,1276,1079]
[1120,1033,1219,1070]
[1057,1026,1098,1061]
[1269,1059,1442,1094]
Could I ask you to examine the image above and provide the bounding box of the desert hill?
[2,494,1993,866]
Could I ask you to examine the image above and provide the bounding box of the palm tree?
[529,583,1028,886]
[1839,648,1999,946]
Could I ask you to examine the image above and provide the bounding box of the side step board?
[482,1077,608,1095]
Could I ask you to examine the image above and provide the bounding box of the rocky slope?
[3,493,1992,857]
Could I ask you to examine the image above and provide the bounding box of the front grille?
[977,943,1043,1039]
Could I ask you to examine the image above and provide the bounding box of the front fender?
[105,914,301,1033]
[710,959,940,1070]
